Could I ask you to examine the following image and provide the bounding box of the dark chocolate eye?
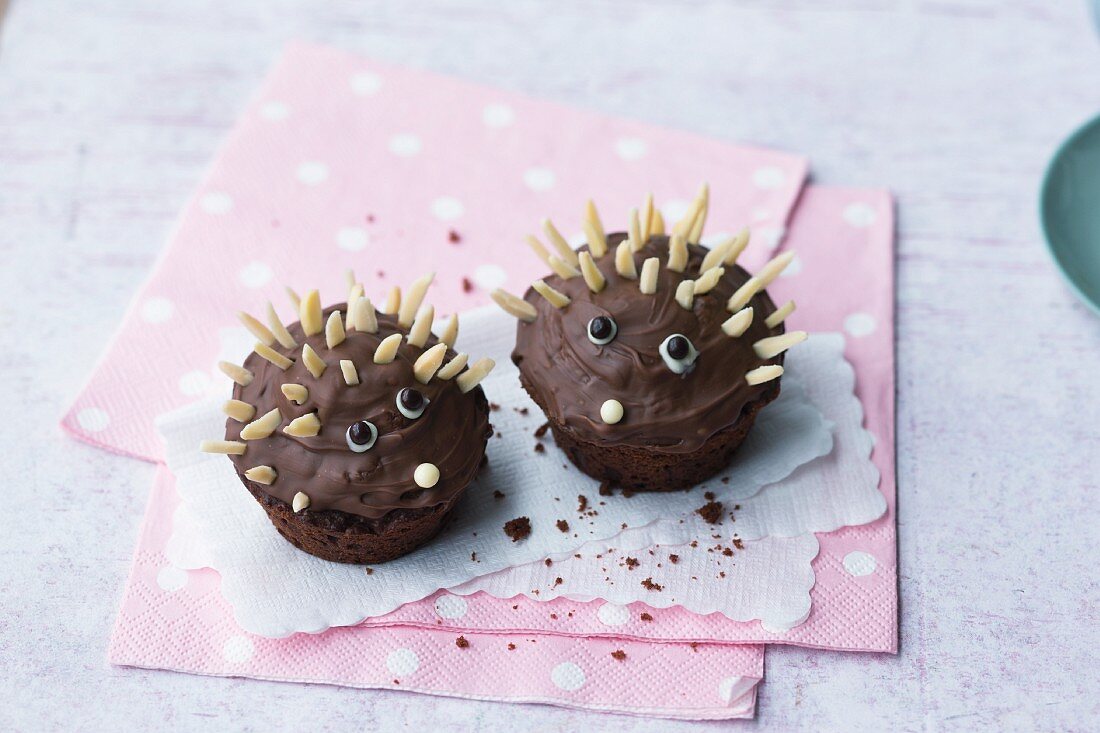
[659,334,698,374]
[345,420,378,453]
[396,387,429,419]
[587,315,618,345]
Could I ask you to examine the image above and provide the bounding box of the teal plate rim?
[1039,112,1100,317]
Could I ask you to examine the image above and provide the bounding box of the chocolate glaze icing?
[512,234,785,454]
[226,306,491,520]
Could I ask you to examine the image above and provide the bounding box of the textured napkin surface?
[162,306,840,636]
[113,469,764,721]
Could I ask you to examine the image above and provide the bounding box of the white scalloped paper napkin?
[161,307,835,636]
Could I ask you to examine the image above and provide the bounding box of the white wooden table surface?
[2,1,1098,730]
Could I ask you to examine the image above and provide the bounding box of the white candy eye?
[587,315,617,345]
[345,420,378,452]
[659,334,699,374]
[396,387,429,419]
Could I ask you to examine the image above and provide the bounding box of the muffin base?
[537,382,782,492]
[239,474,456,564]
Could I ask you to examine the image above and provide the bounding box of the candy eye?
[396,387,429,419]
[346,420,378,452]
[659,334,699,374]
[587,315,618,345]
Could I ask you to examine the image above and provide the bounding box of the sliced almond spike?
[244,465,277,485]
[340,359,359,385]
[284,413,321,438]
[240,408,282,440]
[757,251,796,287]
[667,233,689,273]
[285,286,301,311]
[254,342,293,371]
[218,361,253,386]
[628,207,644,251]
[491,289,538,322]
[413,343,448,384]
[348,282,365,307]
[238,312,275,346]
[675,280,695,310]
[583,219,607,258]
[266,302,297,349]
[693,266,725,296]
[200,440,246,455]
[746,364,784,386]
[457,357,495,393]
[299,289,323,336]
[650,208,666,236]
[765,300,796,329]
[436,352,469,380]
[398,272,435,328]
[223,399,256,422]
[585,199,606,247]
[727,276,763,312]
[753,331,807,359]
[615,240,638,279]
[640,193,654,242]
[373,333,403,364]
[292,491,310,512]
[439,313,459,348]
[349,296,378,333]
[688,183,710,243]
[548,255,581,280]
[344,268,356,290]
[722,307,754,337]
[579,251,607,293]
[321,305,343,347]
[532,280,571,308]
[542,219,579,266]
[525,234,553,265]
[301,343,327,378]
[638,257,659,295]
[380,286,401,315]
[407,304,434,347]
[700,237,734,272]
[281,384,308,405]
[723,228,751,266]
[672,198,699,237]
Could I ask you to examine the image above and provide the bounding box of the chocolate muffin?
[492,188,805,492]
[200,273,495,564]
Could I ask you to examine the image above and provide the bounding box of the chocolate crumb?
[697,501,724,524]
[611,650,627,661]
[503,516,531,542]
[507,643,516,650]
[722,547,734,557]
[493,490,506,500]
[489,402,501,412]
[534,422,550,438]
[598,481,613,496]
[514,407,529,415]
[366,567,374,575]
[704,491,715,501]
[544,558,553,567]
[550,613,558,619]
[722,477,730,484]
[732,538,745,550]
[624,557,639,570]
[556,519,570,533]
[534,443,546,453]
[641,577,663,591]
[640,612,654,622]
[690,642,699,652]
[448,229,462,243]
[554,577,563,587]
[471,552,477,561]
[669,554,680,564]
[577,495,588,512]
[455,636,469,649]
[461,277,474,293]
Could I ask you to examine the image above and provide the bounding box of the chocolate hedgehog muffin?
[492,187,806,492]
[200,273,495,564]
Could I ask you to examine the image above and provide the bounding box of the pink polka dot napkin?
[64,40,897,716]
